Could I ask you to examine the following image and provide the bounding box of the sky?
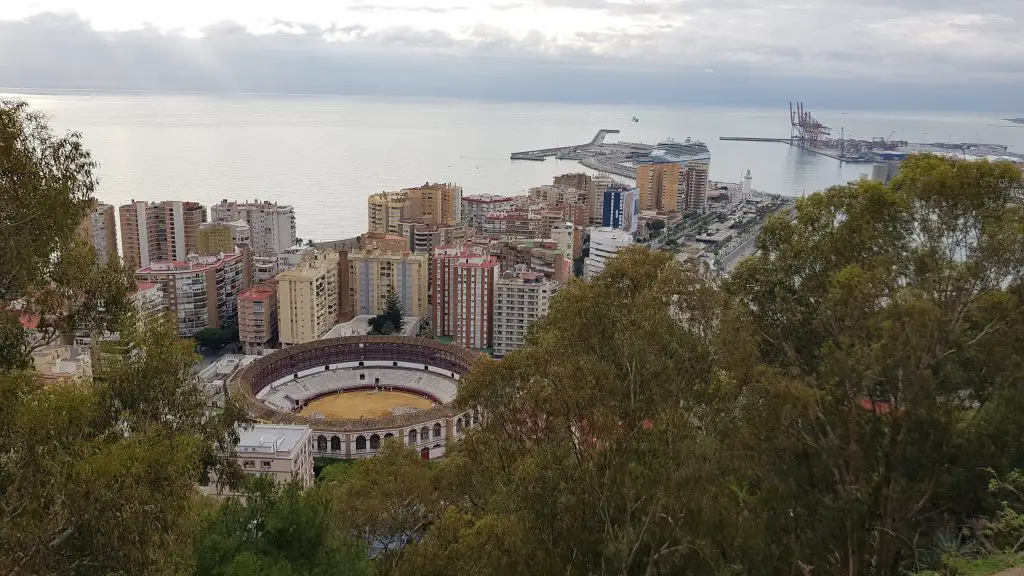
[1,0,1023,111]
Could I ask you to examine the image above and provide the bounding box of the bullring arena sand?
[298,391,434,419]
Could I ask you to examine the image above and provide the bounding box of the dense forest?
[3,99,1024,575]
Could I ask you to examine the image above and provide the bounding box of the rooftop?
[137,253,243,274]
[236,424,311,454]
[239,284,276,301]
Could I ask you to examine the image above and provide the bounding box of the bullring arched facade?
[232,336,481,460]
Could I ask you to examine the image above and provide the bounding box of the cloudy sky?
[1,0,1022,110]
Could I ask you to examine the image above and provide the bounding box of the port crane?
[789,102,831,146]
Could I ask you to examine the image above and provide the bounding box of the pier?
[510,129,622,161]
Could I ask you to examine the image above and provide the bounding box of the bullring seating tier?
[260,366,458,412]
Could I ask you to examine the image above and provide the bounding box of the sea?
[8,91,1024,242]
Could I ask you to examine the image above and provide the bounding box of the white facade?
[493,273,561,357]
[550,222,574,259]
[461,194,514,228]
[204,424,314,495]
[584,227,635,279]
[253,256,280,284]
[135,253,247,337]
[211,200,297,256]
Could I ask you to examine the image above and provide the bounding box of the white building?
[584,227,635,279]
[253,256,280,284]
[550,222,574,259]
[493,272,561,357]
[204,424,314,496]
[210,200,297,256]
[461,194,515,228]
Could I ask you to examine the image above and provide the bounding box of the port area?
[511,129,649,179]
[721,102,1024,164]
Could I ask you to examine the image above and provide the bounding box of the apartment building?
[135,253,248,337]
[584,227,635,279]
[432,246,499,350]
[359,231,409,253]
[203,424,314,495]
[210,200,297,256]
[197,222,234,256]
[602,188,639,234]
[401,182,462,228]
[487,239,571,282]
[461,194,514,228]
[238,284,277,355]
[636,142,711,214]
[78,201,118,264]
[398,221,475,254]
[549,222,576,260]
[481,212,544,238]
[348,249,429,318]
[553,173,612,226]
[367,191,407,236]
[133,281,167,325]
[276,251,342,346]
[493,271,561,357]
[119,200,207,270]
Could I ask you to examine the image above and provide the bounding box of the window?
[433,423,442,438]
[356,436,367,450]
[369,434,381,450]
[330,436,341,451]
[261,460,272,470]
[243,460,255,469]
[420,427,429,442]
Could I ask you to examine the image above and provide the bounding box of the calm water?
[10,92,1024,241]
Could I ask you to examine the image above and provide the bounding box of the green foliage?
[194,323,239,350]
[369,284,404,335]
[982,470,1024,554]
[194,477,373,576]
[0,101,243,575]
[0,99,133,370]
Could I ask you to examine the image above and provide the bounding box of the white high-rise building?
[493,272,561,357]
[584,227,634,279]
[211,200,297,256]
[742,169,752,201]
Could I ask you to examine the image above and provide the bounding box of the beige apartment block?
[276,250,341,345]
[401,182,462,228]
[348,248,429,318]
[367,191,408,236]
[636,162,710,214]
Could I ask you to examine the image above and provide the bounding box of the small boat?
[632,116,639,123]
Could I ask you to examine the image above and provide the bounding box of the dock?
[510,129,622,161]
[719,135,868,163]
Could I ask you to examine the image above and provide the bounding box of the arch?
[407,429,417,445]
[369,434,381,450]
[316,435,327,451]
[455,417,463,432]
[464,414,472,429]
[419,427,429,442]
[432,423,442,438]
[384,432,395,439]
[355,435,367,450]
[472,410,480,424]
[330,436,341,451]
[420,447,430,460]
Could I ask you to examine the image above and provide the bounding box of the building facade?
[398,221,475,254]
[461,194,514,228]
[133,281,167,325]
[135,253,248,337]
[119,200,207,270]
[401,182,462,228]
[636,141,711,214]
[225,424,314,492]
[276,251,342,346]
[348,249,429,318]
[584,227,635,279]
[602,188,639,234]
[197,222,235,256]
[432,247,499,350]
[210,200,297,256]
[78,202,118,264]
[367,191,407,236]
[493,272,561,357]
[239,284,278,355]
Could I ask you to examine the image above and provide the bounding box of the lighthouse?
[741,169,752,202]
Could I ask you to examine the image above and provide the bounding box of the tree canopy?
[369,284,404,335]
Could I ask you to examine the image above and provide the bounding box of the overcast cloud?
[0,0,1022,110]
